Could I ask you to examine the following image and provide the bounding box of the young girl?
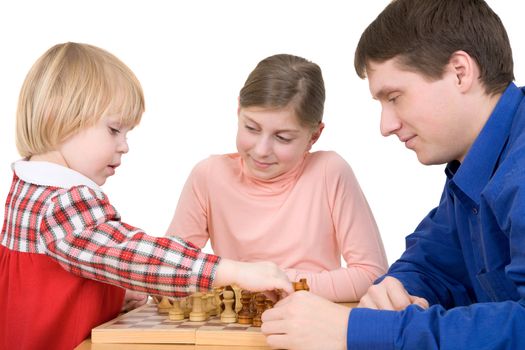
[0,43,293,350]
[166,54,388,302]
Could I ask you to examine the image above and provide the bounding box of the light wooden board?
[91,303,268,347]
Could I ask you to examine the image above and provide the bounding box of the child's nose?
[118,138,129,154]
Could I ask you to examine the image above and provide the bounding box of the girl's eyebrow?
[242,115,301,134]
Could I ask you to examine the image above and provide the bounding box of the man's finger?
[265,334,291,350]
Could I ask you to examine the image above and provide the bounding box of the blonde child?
[0,42,293,350]
[167,54,388,302]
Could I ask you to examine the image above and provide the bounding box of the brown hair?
[354,0,514,95]
[16,42,145,157]
[239,54,325,128]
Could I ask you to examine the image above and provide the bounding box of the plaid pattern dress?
[0,161,220,350]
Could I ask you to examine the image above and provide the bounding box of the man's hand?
[358,276,429,310]
[261,291,349,350]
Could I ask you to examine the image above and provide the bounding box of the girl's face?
[236,106,323,180]
[58,114,132,185]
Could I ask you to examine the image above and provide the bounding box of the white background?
[0,1,523,264]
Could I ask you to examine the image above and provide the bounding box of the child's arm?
[41,185,292,296]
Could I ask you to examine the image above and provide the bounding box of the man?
[261,0,525,349]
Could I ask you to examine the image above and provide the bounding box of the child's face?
[367,58,475,165]
[58,115,131,185]
[236,106,320,180]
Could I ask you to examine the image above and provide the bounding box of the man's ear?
[308,122,325,149]
[448,50,478,93]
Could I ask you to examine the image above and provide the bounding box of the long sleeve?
[383,183,473,308]
[166,159,210,248]
[41,185,220,297]
[289,154,388,302]
[348,301,525,350]
[346,178,525,349]
[347,154,525,349]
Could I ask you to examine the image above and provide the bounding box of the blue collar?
[447,82,524,204]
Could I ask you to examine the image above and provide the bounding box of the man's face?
[367,58,474,165]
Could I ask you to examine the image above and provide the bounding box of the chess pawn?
[252,293,267,327]
[220,290,237,323]
[168,299,185,321]
[189,293,207,321]
[237,290,253,325]
[206,292,217,316]
[181,296,192,318]
[213,288,223,316]
[157,296,172,314]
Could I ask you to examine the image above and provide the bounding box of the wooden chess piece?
[252,293,267,327]
[265,299,274,310]
[213,287,223,316]
[168,299,185,321]
[180,297,191,318]
[189,293,207,321]
[157,296,172,314]
[230,285,243,313]
[206,292,217,316]
[237,290,253,325]
[220,290,237,323]
[292,278,310,291]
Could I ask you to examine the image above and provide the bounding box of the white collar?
[12,160,101,191]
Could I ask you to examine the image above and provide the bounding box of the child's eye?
[245,125,258,132]
[109,127,121,135]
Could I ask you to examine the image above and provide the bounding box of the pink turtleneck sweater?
[167,151,387,302]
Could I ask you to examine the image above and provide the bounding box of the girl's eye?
[245,125,258,132]
[276,135,292,143]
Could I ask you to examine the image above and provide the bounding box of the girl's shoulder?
[190,153,241,178]
[307,151,353,171]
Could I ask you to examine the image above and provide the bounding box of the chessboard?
[92,279,312,348]
[91,303,267,347]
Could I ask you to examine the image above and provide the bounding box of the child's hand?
[121,289,148,312]
[214,259,293,295]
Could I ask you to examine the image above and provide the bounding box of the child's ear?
[448,50,477,93]
[308,122,325,148]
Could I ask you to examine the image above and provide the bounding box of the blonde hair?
[16,42,145,157]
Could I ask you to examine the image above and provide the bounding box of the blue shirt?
[347,83,525,350]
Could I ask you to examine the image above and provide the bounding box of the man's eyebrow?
[373,86,397,100]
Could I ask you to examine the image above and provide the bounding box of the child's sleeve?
[39,185,220,297]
